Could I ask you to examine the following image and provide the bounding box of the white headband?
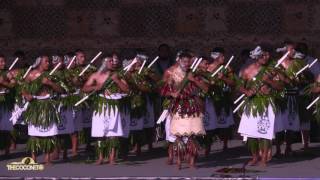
[32,57,42,68]
[210,52,221,59]
[293,51,305,59]
[52,55,60,64]
[249,46,263,59]
[276,46,287,53]
[176,50,183,61]
[136,54,148,61]
[98,57,113,72]
[63,55,72,65]
[122,59,132,68]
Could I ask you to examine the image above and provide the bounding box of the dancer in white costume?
[83,53,130,165]
[237,46,282,166]
[22,55,64,165]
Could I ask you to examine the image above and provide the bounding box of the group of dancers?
[0,41,320,169]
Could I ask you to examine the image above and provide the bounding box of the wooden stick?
[275,51,290,68]
[224,55,234,69]
[23,66,32,79]
[66,56,76,69]
[8,58,19,71]
[49,62,61,75]
[192,58,202,72]
[306,97,320,110]
[211,65,224,77]
[147,56,159,69]
[138,60,147,74]
[233,100,245,113]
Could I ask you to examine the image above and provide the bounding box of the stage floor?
[1,140,320,179]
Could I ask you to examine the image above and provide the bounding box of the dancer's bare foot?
[267,150,272,162]
[109,148,116,165]
[50,154,59,160]
[259,160,267,167]
[167,144,174,165]
[109,159,116,165]
[44,153,53,166]
[177,163,181,170]
[205,147,210,157]
[189,156,197,169]
[95,159,103,165]
[71,152,78,158]
[167,158,173,165]
[50,149,59,160]
[284,148,293,157]
[247,158,258,166]
[136,145,141,156]
[10,143,16,151]
[177,155,182,170]
[31,153,37,163]
[130,144,137,153]
[44,162,53,166]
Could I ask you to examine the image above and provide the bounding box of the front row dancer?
[160,49,208,169]
[237,46,283,166]
[22,55,64,165]
[82,53,130,165]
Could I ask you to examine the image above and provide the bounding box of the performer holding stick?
[205,48,236,154]
[22,55,64,165]
[71,50,97,157]
[160,49,208,169]
[237,46,282,166]
[274,42,314,157]
[82,53,130,165]
[49,55,75,161]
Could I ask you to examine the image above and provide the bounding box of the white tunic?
[238,104,275,140]
[28,123,58,137]
[27,95,58,137]
[91,93,129,138]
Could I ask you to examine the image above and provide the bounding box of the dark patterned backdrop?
[0,0,319,64]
